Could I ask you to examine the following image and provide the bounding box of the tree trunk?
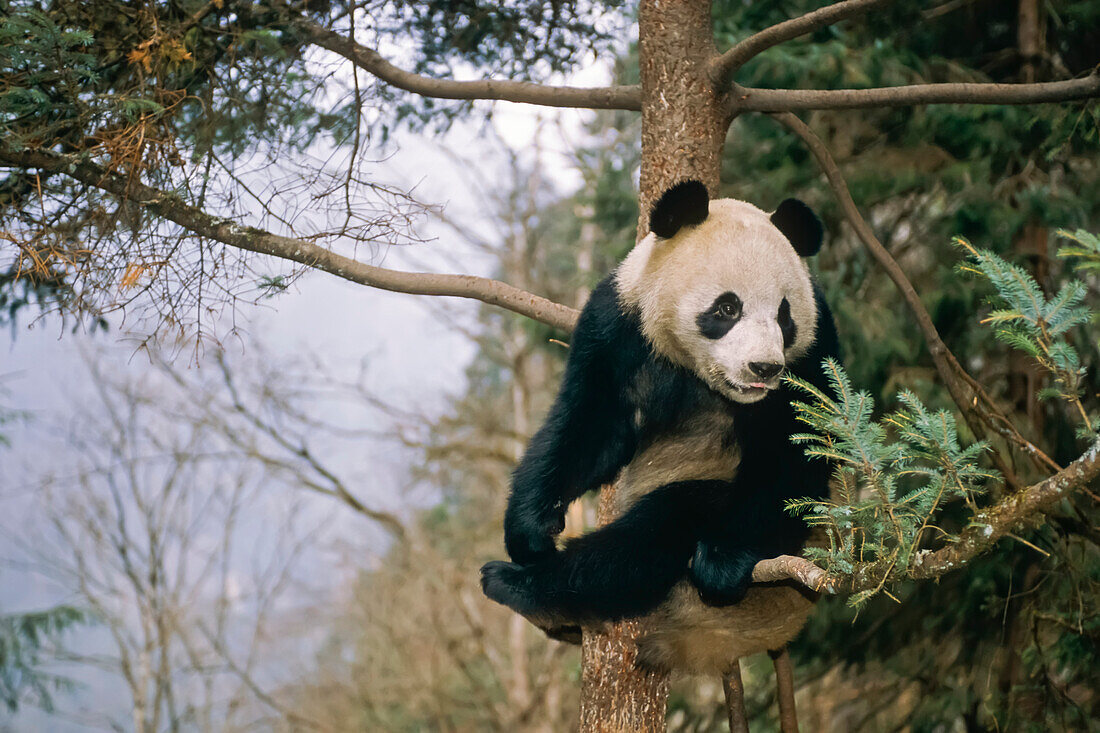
[579,488,672,732]
[578,2,731,730]
[637,0,731,213]
[1017,0,1044,83]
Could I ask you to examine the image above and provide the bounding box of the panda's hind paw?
[480,560,539,613]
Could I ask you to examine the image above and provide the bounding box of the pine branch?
[956,237,1096,435]
[753,435,1100,597]
[769,111,1060,479]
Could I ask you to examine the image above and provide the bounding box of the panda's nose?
[748,361,783,380]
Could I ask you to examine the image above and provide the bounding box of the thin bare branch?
[296,20,642,111]
[736,73,1100,111]
[922,0,980,19]
[0,149,581,332]
[768,111,1059,479]
[711,0,893,86]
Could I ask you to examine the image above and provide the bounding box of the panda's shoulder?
[571,275,647,358]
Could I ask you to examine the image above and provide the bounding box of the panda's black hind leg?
[479,561,587,639]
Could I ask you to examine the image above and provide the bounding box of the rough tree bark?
[578,1,731,730]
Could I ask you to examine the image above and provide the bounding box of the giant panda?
[480,179,840,673]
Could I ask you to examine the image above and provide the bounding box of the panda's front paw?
[690,542,760,607]
[503,505,565,565]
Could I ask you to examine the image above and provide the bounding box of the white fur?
[616,198,818,404]
[637,582,816,674]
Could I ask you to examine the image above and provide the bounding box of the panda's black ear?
[649,180,709,239]
[771,199,823,257]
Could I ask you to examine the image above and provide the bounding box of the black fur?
[695,292,742,340]
[502,279,647,565]
[779,297,797,349]
[648,180,710,239]
[771,199,823,257]
[484,268,841,624]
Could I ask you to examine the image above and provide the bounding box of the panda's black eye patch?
[697,292,742,339]
[778,297,797,349]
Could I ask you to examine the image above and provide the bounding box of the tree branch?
[710,0,893,86]
[0,149,580,332]
[760,435,1100,594]
[295,20,642,111]
[769,111,1059,479]
[751,554,834,592]
[908,436,1100,580]
[736,73,1100,111]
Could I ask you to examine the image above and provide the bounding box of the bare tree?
[20,352,333,732]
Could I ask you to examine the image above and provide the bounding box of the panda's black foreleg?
[690,411,827,607]
[690,483,811,606]
[691,541,764,607]
[483,480,731,624]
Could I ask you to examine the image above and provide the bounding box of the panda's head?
[616,180,824,405]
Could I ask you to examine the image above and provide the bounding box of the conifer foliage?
[956,236,1097,437]
[787,232,1099,606]
[786,360,996,606]
[0,606,88,712]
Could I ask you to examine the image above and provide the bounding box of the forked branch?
[754,434,1100,594]
[296,20,642,111]
[710,0,1100,112]
[0,149,581,332]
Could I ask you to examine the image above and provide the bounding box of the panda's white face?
[616,198,818,404]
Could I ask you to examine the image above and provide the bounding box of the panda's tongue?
[748,382,768,389]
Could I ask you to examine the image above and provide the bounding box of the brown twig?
[769,647,800,733]
[296,20,642,111]
[722,661,750,733]
[736,73,1100,112]
[768,111,1060,479]
[710,0,893,86]
[0,148,581,332]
